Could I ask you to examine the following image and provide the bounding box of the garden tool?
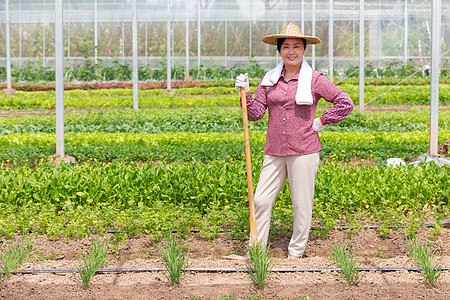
[240,87,258,245]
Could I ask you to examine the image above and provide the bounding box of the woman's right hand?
[235,73,250,93]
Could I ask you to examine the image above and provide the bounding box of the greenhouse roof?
[0,0,447,23]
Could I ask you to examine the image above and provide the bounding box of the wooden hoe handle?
[240,87,258,245]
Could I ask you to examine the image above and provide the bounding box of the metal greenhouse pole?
[43,1,46,66]
[249,21,252,57]
[19,0,22,68]
[132,0,139,109]
[404,0,408,64]
[185,0,190,80]
[145,20,148,65]
[55,0,65,156]
[225,20,228,65]
[68,0,70,58]
[172,20,175,68]
[121,0,125,64]
[301,0,304,31]
[312,0,316,69]
[4,0,13,95]
[429,0,441,156]
[94,0,98,64]
[328,0,334,82]
[167,0,172,90]
[197,0,201,70]
[359,0,365,112]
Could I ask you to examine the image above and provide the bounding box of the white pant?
[253,153,320,257]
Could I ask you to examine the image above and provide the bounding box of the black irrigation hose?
[311,219,450,231]
[10,266,450,274]
[7,222,450,275]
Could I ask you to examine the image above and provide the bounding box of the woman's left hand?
[312,117,324,132]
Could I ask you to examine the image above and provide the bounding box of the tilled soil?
[0,227,449,299]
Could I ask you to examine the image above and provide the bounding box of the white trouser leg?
[286,152,320,257]
[252,155,287,248]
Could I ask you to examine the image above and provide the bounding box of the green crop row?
[1,108,450,135]
[0,108,249,134]
[340,84,450,105]
[335,77,450,86]
[0,86,244,110]
[1,57,268,82]
[3,77,450,93]
[0,91,238,109]
[0,159,447,239]
[59,86,239,96]
[1,84,449,109]
[330,109,450,132]
[2,130,449,163]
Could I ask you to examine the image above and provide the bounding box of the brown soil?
[1,227,449,299]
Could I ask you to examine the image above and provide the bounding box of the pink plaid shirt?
[244,68,353,156]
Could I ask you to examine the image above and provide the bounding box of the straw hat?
[262,22,321,45]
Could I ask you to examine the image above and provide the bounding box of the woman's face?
[280,38,305,70]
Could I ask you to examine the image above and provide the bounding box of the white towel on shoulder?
[261,58,313,105]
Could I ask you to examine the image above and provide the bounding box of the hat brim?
[262,34,321,45]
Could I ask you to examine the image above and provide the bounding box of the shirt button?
[283,118,286,121]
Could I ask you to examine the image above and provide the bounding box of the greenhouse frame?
[0,4,450,296]
[1,0,448,155]
[1,0,449,71]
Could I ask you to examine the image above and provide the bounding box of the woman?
[235,22,353,259]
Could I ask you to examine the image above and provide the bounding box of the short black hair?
[276,38,307,52]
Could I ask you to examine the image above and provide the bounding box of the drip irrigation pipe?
[9,266,450,275]
[312,219,450,231]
